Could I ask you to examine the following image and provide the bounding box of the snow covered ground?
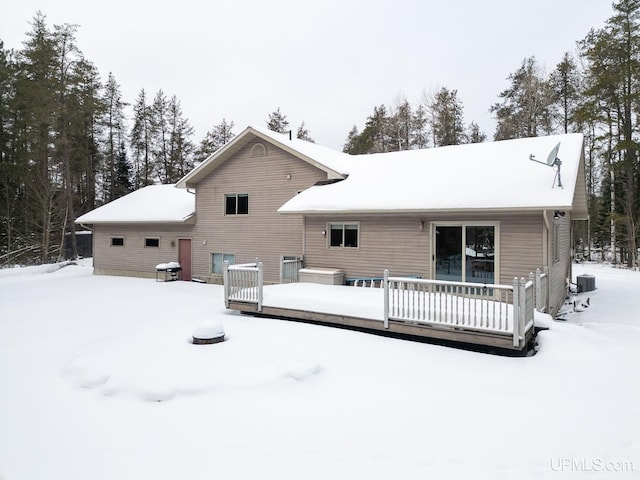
[0,259,638,479]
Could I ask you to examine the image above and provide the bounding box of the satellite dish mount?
[529,142,563,188]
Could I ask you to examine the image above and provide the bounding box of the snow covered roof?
[176,126,350,189]
[75,185,195,224]
[279,133,586,215]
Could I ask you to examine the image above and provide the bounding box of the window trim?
[327,222,360,249]
[110,236,125,247]
[211,252,236,274]
[430,221,500,283]
[224,193,249,215]
[144,237,160,248]
[250,143,267,157]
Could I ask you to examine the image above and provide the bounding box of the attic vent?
[250,143,267,157]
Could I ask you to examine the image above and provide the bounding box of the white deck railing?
[280,256,303,284]
[532,267,549,313]
[222,261,549,349]
[223,261,263,312]
[383,270,536,348]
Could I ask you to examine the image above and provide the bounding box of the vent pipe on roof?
[289,130,292,140]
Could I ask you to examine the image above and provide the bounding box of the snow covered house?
[75,184,196,280]
[76,126,587,317]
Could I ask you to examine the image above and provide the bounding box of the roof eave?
[278,206,577,215]
[176,126,347,188]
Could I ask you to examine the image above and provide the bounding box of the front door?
[178,239,192,281]
[434,225,495,284]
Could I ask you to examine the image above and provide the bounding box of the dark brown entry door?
[178,239,192,281]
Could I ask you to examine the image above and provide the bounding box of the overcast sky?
[3,0,615,150]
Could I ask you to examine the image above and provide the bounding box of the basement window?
[110,237,124,247]
[145,237,160,248]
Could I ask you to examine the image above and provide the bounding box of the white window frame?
[211,252,235,274]
[224,193,249,215]
[327,222,360,249]
[430,221,500,283]
[110,236,125,247]
[144,237,160,248]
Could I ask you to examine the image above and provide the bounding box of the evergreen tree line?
[343,0,640,267]
[1,0,640,266]
[0,13,311,265]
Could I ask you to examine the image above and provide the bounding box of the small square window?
[111,237,124,247]
[145,238,160,248]
[225,194,249,215]
[212,253,235,274]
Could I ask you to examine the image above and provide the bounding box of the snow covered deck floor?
[227,283,535,352]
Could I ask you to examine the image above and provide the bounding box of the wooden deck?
[226,281,536,352]
[230,300,535,352]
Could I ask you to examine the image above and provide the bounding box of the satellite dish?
[529,141,563,188]
[546,142,561,166]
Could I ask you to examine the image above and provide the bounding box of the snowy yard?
[1,260,639,479]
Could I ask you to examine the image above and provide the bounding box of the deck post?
[223,261,230,309]
[544,265,550,312]
[535,268,541,311]
[257,261,264,312]
[279,256,284,284]
[383,269,389,328]
[517,277,527,348]
[512,277,520,347]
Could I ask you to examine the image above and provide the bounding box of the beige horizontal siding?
[93,224,195,275]
[302,212,547,286]
[190,140,328,283]
[303,215,429,279]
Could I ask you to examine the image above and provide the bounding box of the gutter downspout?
[543,210,553,315]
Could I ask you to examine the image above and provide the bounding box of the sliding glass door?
[434,224,496,284]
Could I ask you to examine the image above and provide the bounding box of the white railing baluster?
[382,274,534,340]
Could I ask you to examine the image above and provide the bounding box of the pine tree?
[166,95,194,182]
[490,57,554,140]
[549,52,582,134]
[151,90,170,183]
[130,89,154,188]
[427,87,467,146]
[388,97,412,151]
[17,12,60,263]
[196,118,235,162]
[579,0,640,266]
[0,41,23,258]
[411,104,429,149]
[342,125,360,154]
[102,72,128,202]
[466,121,486,143]
[296,121,314,142]
[267,107,290,134]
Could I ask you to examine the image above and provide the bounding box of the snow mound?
[280,362,323,382]
[62,329,323,402]
[192,320,224,340]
